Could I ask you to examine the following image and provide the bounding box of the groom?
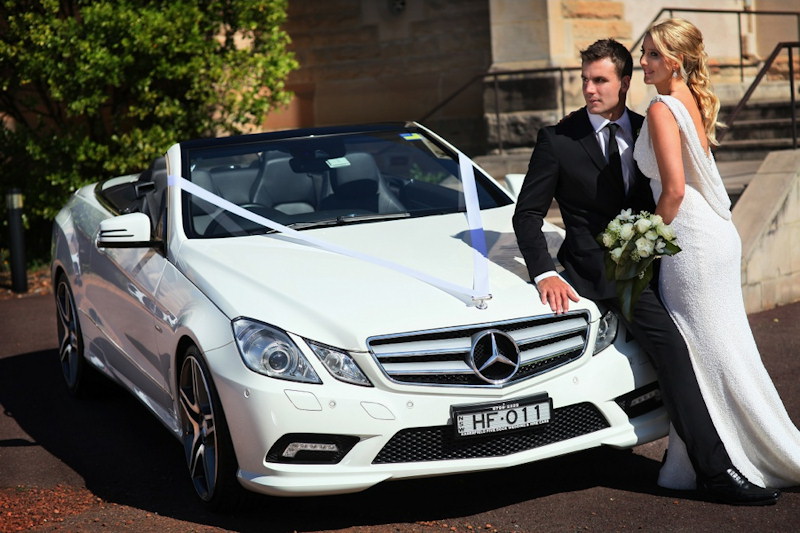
[512,39,779,506]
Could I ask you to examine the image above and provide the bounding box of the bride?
[633,18,800,491]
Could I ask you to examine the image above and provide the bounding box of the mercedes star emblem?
[468,329,520,384]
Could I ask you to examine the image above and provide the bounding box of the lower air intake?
[373,402,609,463]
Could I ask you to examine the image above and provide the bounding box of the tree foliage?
[0,0,298,229]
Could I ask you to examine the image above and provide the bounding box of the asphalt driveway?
[1,294,798,532]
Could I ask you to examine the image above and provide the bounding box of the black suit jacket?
[512,107,655,300]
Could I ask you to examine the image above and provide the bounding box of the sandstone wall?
[264,1,800,154]
[266,0,492,133]
[733,150,800,313]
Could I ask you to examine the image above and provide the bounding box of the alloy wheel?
[179,353,219,502]
[56,277,81,389]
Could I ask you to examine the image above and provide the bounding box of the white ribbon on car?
[457,152,491,306]
[167,152,492,308]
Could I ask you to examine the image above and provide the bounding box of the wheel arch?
[52,263,67,286]
[174,335,198,372]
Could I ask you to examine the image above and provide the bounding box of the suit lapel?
[575,108,607,171]
[567,108,648,209]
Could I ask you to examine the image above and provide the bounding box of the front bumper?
[207,329,668,497]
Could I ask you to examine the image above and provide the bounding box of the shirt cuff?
[533,271,560,285]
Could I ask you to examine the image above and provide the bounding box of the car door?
[86,166,174,411]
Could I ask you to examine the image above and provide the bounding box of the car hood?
[175,206,598,350]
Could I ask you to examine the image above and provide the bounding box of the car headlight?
[307,341,373,387]
[233,318,321,383]
[593,309,619,354]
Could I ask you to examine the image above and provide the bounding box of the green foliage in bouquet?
[597,209,681,321]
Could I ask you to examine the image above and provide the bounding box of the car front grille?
[372,402,609,463]
[367,312,590,387]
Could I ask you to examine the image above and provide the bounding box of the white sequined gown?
[633,94,800,489]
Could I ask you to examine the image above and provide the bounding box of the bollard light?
[6,191,23,210]
[6,188,27,294]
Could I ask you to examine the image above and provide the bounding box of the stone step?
[480,155,763,228]
[724,118,800,141]
[720,100,800,122]
[474,151,532,181]
[716,138,799,161]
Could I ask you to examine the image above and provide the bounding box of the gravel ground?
[0,268,51,302]
[1,269,67,533]
[1,486,98,532]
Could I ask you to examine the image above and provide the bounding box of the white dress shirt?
[587,110,635,193]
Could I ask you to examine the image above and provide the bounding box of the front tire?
[55,273,96,397]
[178,345,244,512]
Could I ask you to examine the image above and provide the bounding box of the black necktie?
[606,123,625,195]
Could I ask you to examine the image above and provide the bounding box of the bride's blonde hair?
[647,18,721,145]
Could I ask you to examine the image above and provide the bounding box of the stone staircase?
[474,98,800,205]
[716,100,800,161]
[474,100,800,173]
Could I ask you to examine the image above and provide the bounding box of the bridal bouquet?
[597,209,681,320]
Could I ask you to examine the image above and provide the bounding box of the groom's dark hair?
[580,39,633,79]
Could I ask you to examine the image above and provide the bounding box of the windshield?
[182,126,512,238]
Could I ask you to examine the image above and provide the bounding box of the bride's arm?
[648,101,685,224]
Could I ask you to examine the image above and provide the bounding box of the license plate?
[452,395,552,437]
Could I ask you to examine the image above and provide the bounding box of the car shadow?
[0,348,667,532]
[452,229,565,283]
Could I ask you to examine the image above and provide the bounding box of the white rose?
[656,222,676,241]
[635,236,655,257]
[649,214,663,226]
[645,230,658,241]
[602,232,616,248]
[619,223,634,241]
[607,218,622,233]
[634,218,652,234]
[610,247,624,264]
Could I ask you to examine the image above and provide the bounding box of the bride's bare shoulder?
[646,100,678,131]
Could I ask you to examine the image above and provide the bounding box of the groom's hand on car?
[537,276,580,314]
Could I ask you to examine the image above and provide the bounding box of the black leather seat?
[319,152,404,213]
[250,157,317,215]
[208,165,260,205]
[137,157,168,238]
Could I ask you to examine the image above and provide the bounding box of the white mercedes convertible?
[51,122,668,510]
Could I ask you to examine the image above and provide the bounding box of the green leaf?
[615,264,653,321]
[662,241,682,255]
[616,279,636,321]
[604,252,618,281]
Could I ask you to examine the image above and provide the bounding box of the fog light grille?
[266,434,359,464]
[615,383,662,419]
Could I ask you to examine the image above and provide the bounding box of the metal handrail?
[718,41,799,149]
[419,66,580,153]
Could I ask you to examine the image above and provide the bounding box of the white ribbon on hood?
[168,152,492,308]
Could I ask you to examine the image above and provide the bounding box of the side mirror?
[96,212,157,248]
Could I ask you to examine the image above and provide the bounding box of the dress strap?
[649,95,732,220]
